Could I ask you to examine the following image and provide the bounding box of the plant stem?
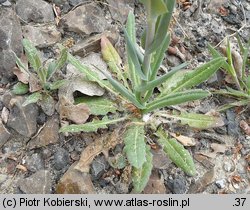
[140,18,156,103]
[142,19,156,81]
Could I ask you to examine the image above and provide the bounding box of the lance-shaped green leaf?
[170,57,225,93]
[146,0,175,54]
[217,99,250,111]
[159,111,224,129]
[75,96,118,115]
[145,89,210,113]
[47,48,68,80]
[22,39,42,72]
[150,33,171,80]
[101,36,130,89]
[49,79,67,90]
[59,116,127,133]
[156,128,196,176]
[67,52,118,97]
[137,62,187,93]
[95,67,145,109]
[132,145,153,193]
[159,69,188,96]
[126,12,140,88]
[213,88,250,99]
[246,76,250,90]
[208,44,231,70]
[240,36,250,79]
[126,11,136,44]
[22,92,42,106]
[37,68,47,85]
[12,82,29,95]
[124,122,146,169]
[139,0,168,19]
[124,29,147,81]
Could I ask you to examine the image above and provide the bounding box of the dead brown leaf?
[196,152,217,159]
[194,153,215,169]
[211,143,226,154]
[240,120,250,135]
[74,127,124,173]
[205,110,225,127]
[59,97,90,124]
[169,132,196,146]
[13,67,29,84]
[16,164,28,172]
[29,73,42,92]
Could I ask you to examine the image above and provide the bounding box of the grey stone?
[54,148,70,171]
[0,8,23,79]
[0,120,11,147]
[167,178,187,194]
[7,96,38,137]
[61,3,109,35]
[15,0,54,23]
[18,170,52,194]
[22,24,61,48]
[0,0,7,4]
[69,0,88,6]
[107,0,134,23]
[29,116,59,148]
[226,109,240,138]
[25,153,45,172]
[90,155,109,180]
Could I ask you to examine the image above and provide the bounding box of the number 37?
[234,198,246,206]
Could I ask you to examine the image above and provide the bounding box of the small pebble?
[215,179,226,189]
[54,148,70,171]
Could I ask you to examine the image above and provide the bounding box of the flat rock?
[66,54,110,80]
[7,96,38,137]
[69,0,88,6]
[56,163,95,194]
[22,24,61,48]
[0,119,11,147]
[29,116,59,149]
[18,170,52,194]
[107,0,134,23]
[25,153,45,172]
[15,0,54,23]
[0,8,23,79]
[61,3,109,35]
[54,148,70,171]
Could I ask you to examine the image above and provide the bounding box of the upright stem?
[140,18,156,103]
[142,19,156,80]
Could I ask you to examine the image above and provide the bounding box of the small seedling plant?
[13,39,67,110]
[209,35,250,111]
[60,0,224,192]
